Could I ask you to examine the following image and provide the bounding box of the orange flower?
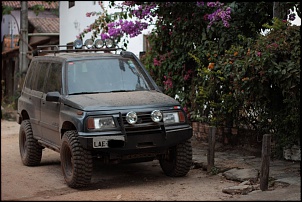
[242,77,249,81]
[247,48,250,55]
[208,63,215,70]
[234,52,238,56]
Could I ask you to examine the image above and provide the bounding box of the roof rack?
[35,44,125,56]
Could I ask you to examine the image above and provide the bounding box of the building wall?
[1,10,57,44]
[59,1,153,57]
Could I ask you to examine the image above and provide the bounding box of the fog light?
[126,111,137,124]
[105,38,114,48]
[73,39,83,49]
[94,39,104,48]
[151,110,162,122]
[84,39,94,49]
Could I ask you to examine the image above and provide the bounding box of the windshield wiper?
[69,92,100,95]
[109,90,136,93]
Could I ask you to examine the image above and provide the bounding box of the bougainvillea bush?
[190,18,300,158]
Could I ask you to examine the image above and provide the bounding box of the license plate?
[93,136,125,148]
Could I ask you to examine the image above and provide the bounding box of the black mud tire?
[60,130,93,188]
[159,139,192,177]
[19,120,43,166]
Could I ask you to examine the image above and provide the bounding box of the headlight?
[87,117,116,130]
[163,111,185,124]
[151,110,162,122]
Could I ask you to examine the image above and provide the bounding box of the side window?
[24,61,37,89]
[44,63,62,93]
[35,62,50,92]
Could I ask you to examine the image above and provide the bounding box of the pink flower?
[257,51,261,57]
[163,76,173,90]
[153,58,161,66]
[184,74,190,81]
[183,106,188,113]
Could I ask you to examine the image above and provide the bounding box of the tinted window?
[24,61,36,89]
[35,62,50,92]
[44,63,62,93]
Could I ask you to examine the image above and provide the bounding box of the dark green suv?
[17,39,193,188]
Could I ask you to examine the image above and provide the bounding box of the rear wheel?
[159,139,192,177]
[60,130,93,188]
[19,120,43,166]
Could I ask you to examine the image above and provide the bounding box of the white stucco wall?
[59,1,153,57]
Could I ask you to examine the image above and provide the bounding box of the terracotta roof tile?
[28,17,59,33]
[2,1,59,10]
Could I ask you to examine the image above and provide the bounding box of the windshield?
[67,58,150,94]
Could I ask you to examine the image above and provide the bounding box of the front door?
[40,62,62,147]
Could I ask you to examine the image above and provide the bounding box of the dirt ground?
[1,119,243,201]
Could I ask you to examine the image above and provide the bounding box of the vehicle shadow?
[37,153,178,191]
[81,159,170,190]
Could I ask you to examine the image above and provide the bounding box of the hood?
[63,90,180,111]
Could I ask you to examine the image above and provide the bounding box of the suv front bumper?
[78,125,192,154]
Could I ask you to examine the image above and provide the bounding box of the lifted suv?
[17,39,192,188]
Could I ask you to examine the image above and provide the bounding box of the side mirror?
[46,91,60,102]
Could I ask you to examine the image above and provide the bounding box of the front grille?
[117,112,163,135]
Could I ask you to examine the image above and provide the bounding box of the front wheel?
[19,120,43,166]
[60,130,93,188]
[159,139,192,177]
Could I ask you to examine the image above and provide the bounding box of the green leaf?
[2,5,13,15]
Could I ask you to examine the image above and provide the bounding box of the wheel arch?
[61,121,77,139]
[20,110,30,123]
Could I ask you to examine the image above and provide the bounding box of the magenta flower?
[100,33,110,40]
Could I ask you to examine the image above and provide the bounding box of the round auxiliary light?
[105,38,114,48]
[94,39,104,48]
[84,39,94,49]
[73,39,83,49]
[151,110,163,122]
[126,111,137,124]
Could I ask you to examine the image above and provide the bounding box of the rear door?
[29,60,50,139]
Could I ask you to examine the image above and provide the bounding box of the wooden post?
[260,134,271,191]
[19,1,28,73]
[207,126,216,172]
